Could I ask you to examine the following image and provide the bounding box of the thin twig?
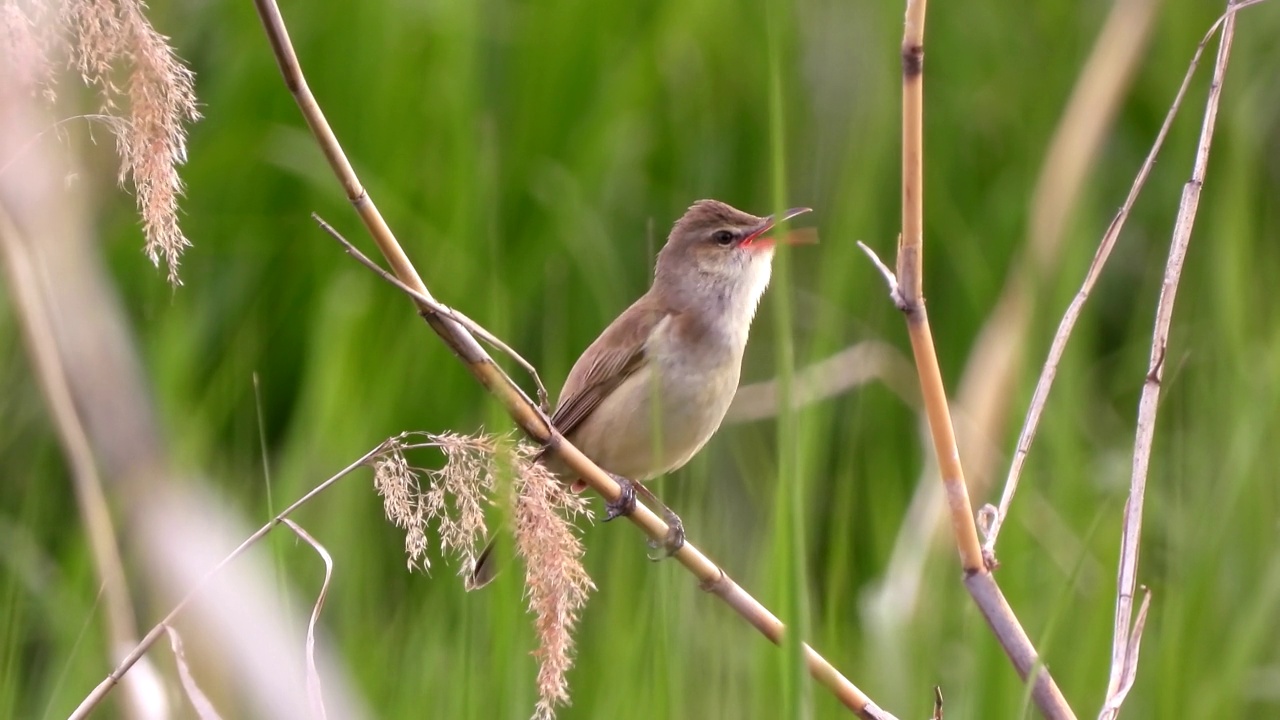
[313,213,550,412]
[883,0,1076,716]
[1100,4,1239,717]
[251,1,896,717]
[982,0,1269,555]
[282,519,332,720]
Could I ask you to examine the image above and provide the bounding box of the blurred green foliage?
[3,0,1280,718]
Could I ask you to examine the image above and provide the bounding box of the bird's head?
[653,199,811,317]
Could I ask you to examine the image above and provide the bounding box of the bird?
[469,199,811,589]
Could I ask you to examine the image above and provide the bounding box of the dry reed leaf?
[162,624,223,720]
[282,519,332,720]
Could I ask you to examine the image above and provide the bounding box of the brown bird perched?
[470,199,811,588]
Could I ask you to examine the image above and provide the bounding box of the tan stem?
[891,0,1076,717]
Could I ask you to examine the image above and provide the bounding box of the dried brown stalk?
[1100,3,1239,717]
[983,0,1266,555]
[251,0,896,717]
[6,29,361,714]
[0,205,165,720]
[895,0,990,576]
[874,0,1076,716]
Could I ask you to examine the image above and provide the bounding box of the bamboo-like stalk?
[1099,4,1239,717]
[889,1,1075,717]
[877,0,1159,592]
[251,1,897,717]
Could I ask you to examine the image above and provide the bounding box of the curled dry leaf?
[282,519,333,720]
[163,624,223,720]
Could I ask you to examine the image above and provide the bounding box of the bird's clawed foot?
[603,473,637,521]
[646,507,685,560]
[630,481,684,559]
[601,474,685,559]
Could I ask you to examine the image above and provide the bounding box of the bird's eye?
[712,230,736,246]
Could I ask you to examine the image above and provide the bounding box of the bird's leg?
[631,482,685,560]
[603,473,637,521]
[600,475,684,558]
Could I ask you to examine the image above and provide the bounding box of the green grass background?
[4,0,1280,717]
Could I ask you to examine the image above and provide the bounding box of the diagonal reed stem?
[246,0,899,717]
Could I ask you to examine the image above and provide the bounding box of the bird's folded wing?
[549,301,670,439]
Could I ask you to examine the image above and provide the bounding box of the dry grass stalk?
[6,25,360,712]
[1100,3,1240,716]
[982,0,1265,555]
[67,441,387,719]
[251,0,897,716]
[0,141,161,717]
[895,0,987,578]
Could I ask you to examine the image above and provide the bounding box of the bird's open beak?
[743,207,814,249]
